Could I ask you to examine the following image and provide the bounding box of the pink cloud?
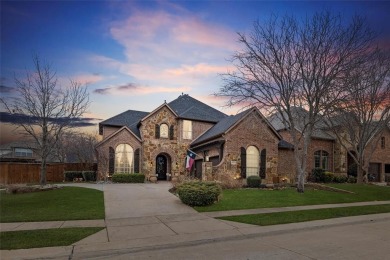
[94,82,191,96]
[165,63,234,77]
[73,74,104,85]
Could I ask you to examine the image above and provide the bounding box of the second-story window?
[160,123,169,138]
[381,137,385,149]
[183,120,192,139]
[15,148,33,157]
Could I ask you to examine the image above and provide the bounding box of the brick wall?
[102,126,121,139]
[212,110,280,183]
[96,127,142,179]
[277,149,295,182]
[366,128,390,181]
[277,130,335,179]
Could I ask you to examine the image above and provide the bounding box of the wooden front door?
[156,155,167,180]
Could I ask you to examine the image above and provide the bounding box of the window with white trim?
[15,148,33,157]
[115,144,134,174]
[314,150,329,170]
[246,146,259,177]
[183,120,192,140]
[160,124,169,138]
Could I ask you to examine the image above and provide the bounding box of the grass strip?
[218,204,390,226]
[0,227,104,250]
[0,187,104,222]
[195,184,390,212]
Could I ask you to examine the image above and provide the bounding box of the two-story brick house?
[96,94,390,183]
[96,94,285,183]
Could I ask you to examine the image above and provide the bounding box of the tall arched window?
[314,150,329,170]
[246,146,259,177]
[115,144,134,173]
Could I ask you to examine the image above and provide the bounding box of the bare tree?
[325,49,390,183]
[216,12,375,192]
[54,132,98,163]
[0,55,89,185]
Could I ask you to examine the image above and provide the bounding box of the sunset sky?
[1,0,390,144]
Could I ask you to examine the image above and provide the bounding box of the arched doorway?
[156,153,171,180]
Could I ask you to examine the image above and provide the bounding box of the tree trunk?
[296,169,305,193]
[40,159,47,186]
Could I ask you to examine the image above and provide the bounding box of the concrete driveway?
[102,182,196,219]
[60,182,196,219]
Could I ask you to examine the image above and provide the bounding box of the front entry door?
[156,155,167,180]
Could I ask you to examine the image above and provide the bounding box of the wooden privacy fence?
[0,162,97,185]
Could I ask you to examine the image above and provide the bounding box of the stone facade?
[96,95,390,184]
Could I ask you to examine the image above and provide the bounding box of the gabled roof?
[99,110,149,138]
[141,103,177,122]
[268,107,335,141]
[168,94,227,123]
[95,126,142,148]
[191,107,281,147]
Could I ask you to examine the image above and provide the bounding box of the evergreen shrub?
[112,173,145,183]
[177,181,222,206]
[247,176,261,188]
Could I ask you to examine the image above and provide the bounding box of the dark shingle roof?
[268,107,335,140]
[278,140,294,149]
[168,94,227,122]
[191,109,250,146]
[99,110,149,138]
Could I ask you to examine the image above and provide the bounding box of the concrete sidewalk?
[1,182,390,259]
[2,213,390,260]
[202,200,390,218]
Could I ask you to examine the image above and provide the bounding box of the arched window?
[115,144,134,174]
[260,149,266,179]
[160,123,169,138]
[246,146,259,177]
[314,150,329,170]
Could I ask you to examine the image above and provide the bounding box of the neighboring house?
[96,94,390,183]
[0,140,62,163]
[0,141,39,162]
[268,108,390,182]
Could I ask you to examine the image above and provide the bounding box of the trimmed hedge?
[64,171,97,182]
[247,176,261,188]
[112,173,145,183]
[177,181,222,207]
[310,168,348,183]
[64,171,83,181]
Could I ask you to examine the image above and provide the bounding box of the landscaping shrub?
[112,173,145,183]
[82,171,97,182]
[347,175,357,183]
[247,176,261,188]
[64,171,83,182]
[177,181,222,207]
[323,172,334,183]
[64,171,96,182]
[333,175,348,183]
[310,168,325,182]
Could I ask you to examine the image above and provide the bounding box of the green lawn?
[0,227,104,250]
[195,184,390,212]
[218,204,390,226]
[0,187,105,222]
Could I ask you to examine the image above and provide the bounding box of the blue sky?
[1,0,390,144]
